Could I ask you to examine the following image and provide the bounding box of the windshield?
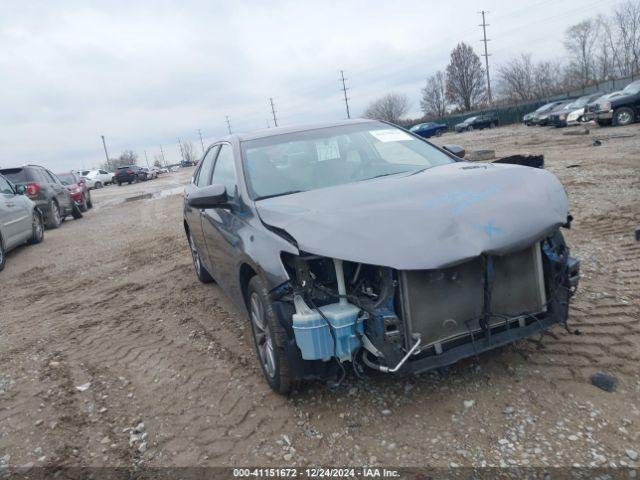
[0,168,27,183]
[622,81,640,95]
[242,122,455,200]
[409,124,425,131]
[57,173,77,185]
[464,117,476,123]
[536,103,555,113]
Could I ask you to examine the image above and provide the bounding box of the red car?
[56,172,92,212]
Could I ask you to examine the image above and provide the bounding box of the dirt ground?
[1,123,639,471]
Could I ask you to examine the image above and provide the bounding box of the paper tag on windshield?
[369,129,412,142]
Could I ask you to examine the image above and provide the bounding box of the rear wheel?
[0,235,5,272]
[490,122,496,128]
[613,107,634,126]
[79,195,88,212]
[87,192,93,209]
[71,203,83,219]
[95,181,103,189]
[247,276,294,394]
[467,125,474,132]
[45,201,61,229]
[188,231,213,283]
[435,129,443,137]
[28,211,44,244]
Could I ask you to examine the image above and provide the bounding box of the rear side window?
[42,169,60,184]
[0,168,28,183]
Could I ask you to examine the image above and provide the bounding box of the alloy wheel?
[52,203,60,224]
[250,292,276,379]
[33,213,43,240]
[188,233,201,274]
[617,111,632,125]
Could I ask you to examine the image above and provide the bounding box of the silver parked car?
[0,173,44,272]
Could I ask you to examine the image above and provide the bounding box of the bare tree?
[420,71,448,117]
[102,150,138,170]
[564,19,599,86]
[497,54,535,101]
[180,140,199,163]
[445,42,486,111]
[363,93,409,123]
[607,0,640,77]
[153,155,163,168]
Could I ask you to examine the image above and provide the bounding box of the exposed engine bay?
[272,229,580,379]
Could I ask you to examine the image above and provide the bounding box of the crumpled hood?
[256,162,569,270]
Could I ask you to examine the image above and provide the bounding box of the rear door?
[43,169,72,212]
[184,145,219,274]
[201,143,242,292]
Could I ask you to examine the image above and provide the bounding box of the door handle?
[5,202,15,207]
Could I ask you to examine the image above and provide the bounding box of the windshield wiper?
[255,190,304,201]
[358,171,408,182]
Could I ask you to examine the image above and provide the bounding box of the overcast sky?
[0,0,622,171]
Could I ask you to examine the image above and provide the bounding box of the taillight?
[26,182,41,197]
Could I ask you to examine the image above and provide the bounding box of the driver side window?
[195,145,219,187]
[0,176,14,195]
[211,144,237,199]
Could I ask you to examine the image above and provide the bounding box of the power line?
[479,10,492,104]
[197,129,205,154]
[225,115,232,134]
[269,97,278,127]
[340,69,351,119]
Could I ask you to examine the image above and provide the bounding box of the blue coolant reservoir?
[292,295,363,362]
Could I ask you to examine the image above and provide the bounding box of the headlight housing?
[600,101,612,111]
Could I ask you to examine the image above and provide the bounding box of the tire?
[87,192,93,209]
[45,200,61,229]
[79,195,88,212]
[490,122,496,129]
[95,181,103,189]
[0,234,5,272]
[118,182,122,186]
[71,203,83,219]
[247,275,294,394]
[188,231,214,283]
[613,107,634,126]
[435,130,443,137]
[28,210,44,245]
[467,125,474,132]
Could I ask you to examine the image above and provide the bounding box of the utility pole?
[479,10,492,104]
[144,150,150,168]
[340,70,351,119]
[100,135,110,170]
[225,116,232,135]
[269,98,278,127]
[159,144,167,167]
[197,129,205,154]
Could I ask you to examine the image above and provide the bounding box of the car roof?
[226,118,377,142]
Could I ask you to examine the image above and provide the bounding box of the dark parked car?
[534,101,572,126]
[183,119,579,394]
[595,80,640,126]
[409,122,448,138]
[57,172,92,212]
[0,173,44,272]
[584,91,622,122]
[114,165,147,185]
[0,165,80,229]
[454,112,499,132]
[523,101,564,126]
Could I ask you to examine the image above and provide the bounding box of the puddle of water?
[94,186,185,209]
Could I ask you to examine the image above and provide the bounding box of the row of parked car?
[0,165,89,271]
[523,79,640,128]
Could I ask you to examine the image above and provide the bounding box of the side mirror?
[187,184,227,208]
[442,144,466,158]
[15,184,26,195]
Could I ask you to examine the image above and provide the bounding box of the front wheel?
[613,107,634,126]
[95,181,103,189]
[28,211,44,244]
[71,203,83,219]
[489,122,496,129]
[247,276,294,394]
[435,129,443,137]
[467,125,474,132]
[79,195,88,212]
[87,192,93,209]
[188,231,213,283]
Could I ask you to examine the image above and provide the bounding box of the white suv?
[80,169,114,189]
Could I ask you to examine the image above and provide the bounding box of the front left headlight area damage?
[268,229,580,382]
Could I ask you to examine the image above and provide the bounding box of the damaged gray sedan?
[183,119,580,394]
